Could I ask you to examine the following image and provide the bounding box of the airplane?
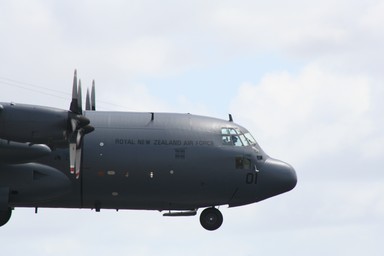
[0,71,297,231]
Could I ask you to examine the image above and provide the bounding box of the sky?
[0,0,383,255]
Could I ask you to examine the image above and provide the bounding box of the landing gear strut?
[0,208,12,227]
[200,207,223,231]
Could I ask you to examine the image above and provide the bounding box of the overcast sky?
[0,1,383,255]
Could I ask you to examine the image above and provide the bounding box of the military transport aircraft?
[0,71,297,231]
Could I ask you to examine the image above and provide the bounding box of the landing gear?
[0,208,12,227]
[200,207,223,231]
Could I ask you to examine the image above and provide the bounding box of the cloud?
[208,1,384,73]
[96,82,171,112]
[210,2,350,50]
[230,63,373,164]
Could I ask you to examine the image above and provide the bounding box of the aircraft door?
[228,154,260,207]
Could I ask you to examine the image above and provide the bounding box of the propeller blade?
[85,88,91,111]
[76,130,83,147]
[70,70,79,113]
[70,118,78,133]
[77,80,83,115]
[69,142,76,174]
[75,147,82,179]
[91,80,96,111]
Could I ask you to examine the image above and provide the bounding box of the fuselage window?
[235,157,252,170]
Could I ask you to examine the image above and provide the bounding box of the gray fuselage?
[0,102,296,214]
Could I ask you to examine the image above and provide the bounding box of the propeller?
[86,80,96,111]
[68,70,95,179]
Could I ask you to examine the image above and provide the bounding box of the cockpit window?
[239,134,249,146]
[221,127,255,147]
[244,132,257,145]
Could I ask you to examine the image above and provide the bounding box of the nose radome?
[264,158,297,193]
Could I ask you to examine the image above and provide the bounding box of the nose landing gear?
[200,207,223,231]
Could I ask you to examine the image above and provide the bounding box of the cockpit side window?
[232,135,243,146]
[221,128,232,145]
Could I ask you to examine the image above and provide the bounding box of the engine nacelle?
[0,163,72,205]
[0,103,69,145]
[0,139,51,164]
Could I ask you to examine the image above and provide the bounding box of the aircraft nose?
[264,158,297,194]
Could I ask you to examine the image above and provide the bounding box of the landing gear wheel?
[0,208,12,227]
[200,207,223,231]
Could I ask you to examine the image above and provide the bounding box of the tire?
[199,207,223,231]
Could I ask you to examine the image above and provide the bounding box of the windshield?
[244,132,257,145]
[221,128,257,147]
